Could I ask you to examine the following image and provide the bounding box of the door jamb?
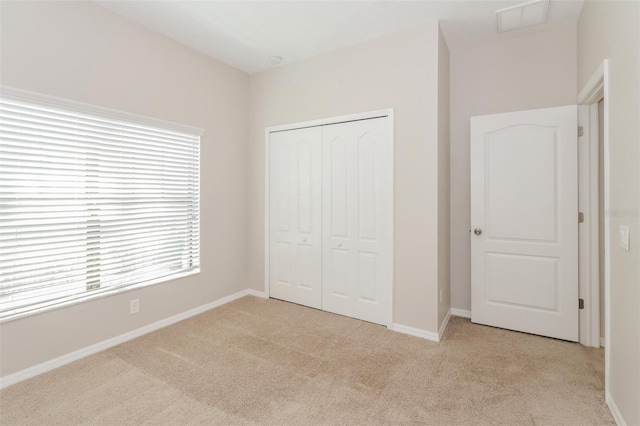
[577,103,601,348]
[576,60,610,391]
[264,109,395,328]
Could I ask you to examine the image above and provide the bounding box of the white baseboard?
[0,289,257,390]
[451,308,471,318]
[391,323,440,342]
[438,309,452,340]
[391,309,452,343]
[606,391,627,426]
[246,289,268,299]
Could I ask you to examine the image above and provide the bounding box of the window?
[0,88,202,321]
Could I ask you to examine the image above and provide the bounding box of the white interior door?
[471,105,579,341]
[269,127,322,309]
[322,117,393,326]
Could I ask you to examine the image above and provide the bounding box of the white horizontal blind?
[0,91,201,321]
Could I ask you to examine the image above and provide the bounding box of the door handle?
[474,228,483,236]
[337,243,343,248]
[302,237,308,242]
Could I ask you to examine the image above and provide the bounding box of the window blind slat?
[0,217,199,235]
[1,101,199,143]
[0,124,198,156]
[0,228,198,257]
[0,90,201,321]
[0,140,198,167]
[0,265,199,316]
[0,164,199,180]
[0,130,198,160]
[3,244,200,289]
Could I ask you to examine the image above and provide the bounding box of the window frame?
[0,86,204,323]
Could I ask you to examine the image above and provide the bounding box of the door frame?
[576,60,610,388]
[264,109,395,327]
[577,103,601,347]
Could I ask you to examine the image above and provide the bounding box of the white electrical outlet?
[619,226,630,251]
[130,299,140,314]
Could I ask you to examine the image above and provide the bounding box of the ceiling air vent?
[496,0,550,33]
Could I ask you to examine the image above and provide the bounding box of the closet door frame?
[264,109,394,327]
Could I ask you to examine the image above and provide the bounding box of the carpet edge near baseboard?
[0,289,266,389]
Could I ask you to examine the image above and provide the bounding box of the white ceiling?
[94,0,584,74]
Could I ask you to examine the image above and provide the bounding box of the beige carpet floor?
[0,296,613,425]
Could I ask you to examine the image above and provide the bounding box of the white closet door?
[322,117,392,325]
[269,127,322,309]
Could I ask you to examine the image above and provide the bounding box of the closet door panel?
[322,117,392,325]
[323,132,350,316]
[355,120,392,324]
[330,135,349,238]
[330,248,350,296]
[358,134,378,241]
[296,141,312,233]
[270,139,294,302]
[269,127,322,309]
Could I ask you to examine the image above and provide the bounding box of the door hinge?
[579,298,585,309]
[578,126,584,137]
[578,212,584,223]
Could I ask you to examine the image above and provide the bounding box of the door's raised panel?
[486,126,558,242]
[486,253,558,311]
[330,248,349,297]
[297,140,312,234]
[296,243,313,290]
[358,132,378,241]
[357,251,377,302]
[275,142,290,232]
[276,242,291,285]
[331,136,348,238]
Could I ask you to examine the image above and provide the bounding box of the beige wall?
[0,2,250,377]
[248,24,447,333]
[449,23,577,311]
[437,26,451,328]
[578,1,640,424]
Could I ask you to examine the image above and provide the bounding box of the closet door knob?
[302,237,308,242]
[474,228,483,236]
[337,243,343,248]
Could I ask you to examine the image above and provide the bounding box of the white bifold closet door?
[321,118,392,325]
[268,116,392,326]
[269,126,322,309]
